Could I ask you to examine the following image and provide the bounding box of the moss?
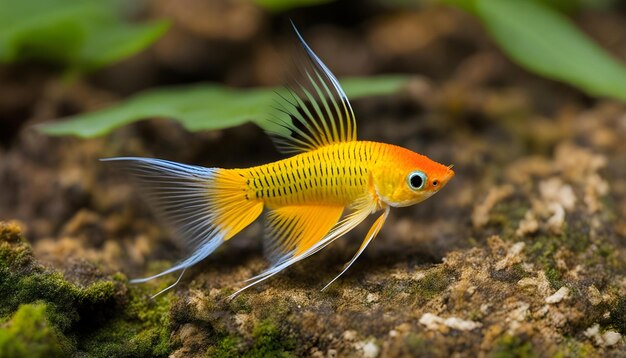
[490,334,535,358]
[405,334,434,356]
[0,263,118,329]
[210,335,243,358]
[0,222,35,270]
[544,267,564,290]
[243,319,296,358]
[80,318,169,358]
[600,297,626,334]
[258,295,293,321]
[410,266,452,301]
[0,221,173,357]
[561,222,591,253]
[79,282,173,357]
[488,200,529,239]
[492,263,530,283]
[229,294,252,314]
[468,309,485,321]
[0,223,118,330]
[0,303,72,358]
[592,243,624,271]
[554,338,596,358]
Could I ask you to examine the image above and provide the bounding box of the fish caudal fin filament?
[101,158,263,288]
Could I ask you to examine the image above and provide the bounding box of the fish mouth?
[446,164,455,176]
[437,166,455,188]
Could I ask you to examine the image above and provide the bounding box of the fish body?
[235,141,452,209]
[104,24,454,298]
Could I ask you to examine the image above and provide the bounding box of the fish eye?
[407,171,427,190]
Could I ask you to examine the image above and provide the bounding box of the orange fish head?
[372,148,454,207]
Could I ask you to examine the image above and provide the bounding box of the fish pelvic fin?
[321,206,389,291]
[101,157,263,284]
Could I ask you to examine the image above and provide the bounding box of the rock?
[516,210,539,237]
[545,202,566,234]
[366,292,380,303]
[584,324,622,347]
[361,340,380,358]
[518,271,552,296]
[495,242,526,270]
[602,331,622,347]
[471,185,514,228]
[539,178,576,211]
[545,287,570,304]
[343,330,358,341]
[419,313,481,332]
[587,285,603,306]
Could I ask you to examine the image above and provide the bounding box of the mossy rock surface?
[2,5,626,357]
[0,222,172,357]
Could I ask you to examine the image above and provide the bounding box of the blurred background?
[1,0,626,356]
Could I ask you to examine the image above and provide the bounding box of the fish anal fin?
[264,204,344,265]
[229,198,376,299]
[263,24,357,154]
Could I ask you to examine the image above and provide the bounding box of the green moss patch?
[490,334,535,358]
[410,266,454,301]
[208,319,296,358]
[0,303,72,358]
[0,221,175,356]
[246,319,296,357]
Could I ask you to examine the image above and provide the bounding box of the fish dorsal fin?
[263,204,344,266]
[264,23,357,154]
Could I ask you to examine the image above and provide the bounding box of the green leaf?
[0,0,168,71]
[38,75,410,137]
[447,0,626,101]
[78,20,169,71]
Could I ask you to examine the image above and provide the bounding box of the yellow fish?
[103,25,454,298]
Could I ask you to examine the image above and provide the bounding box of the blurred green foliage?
[445,0,626,102]
[538,0,621,12]
[0,0,168,72]
[38,75,410,137]
[13,0,625,139]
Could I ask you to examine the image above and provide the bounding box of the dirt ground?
[1,1,626,357]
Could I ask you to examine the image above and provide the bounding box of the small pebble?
[419,313,481,332]
[602,331,621,347]
[546,286,570,304]
[361,341,380,358]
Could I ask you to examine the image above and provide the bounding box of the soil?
[1,1,625,357]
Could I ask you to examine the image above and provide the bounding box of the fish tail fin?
[100,157,263,284]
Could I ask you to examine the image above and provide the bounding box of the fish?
[102,23,455,299]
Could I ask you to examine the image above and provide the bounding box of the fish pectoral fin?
[262,23,357,154]
[263,204,344,266]
[228,200,377,299]
[321,206,390,291]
